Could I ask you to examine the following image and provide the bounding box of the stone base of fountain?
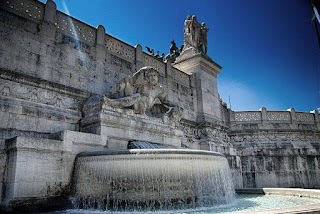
[80,97,184,149]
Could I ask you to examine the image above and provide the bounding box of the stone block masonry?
[230,108,320,188]
[0,0,320,211]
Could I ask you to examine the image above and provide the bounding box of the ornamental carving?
[55,11,96,44]
[3,0,44,21]
[267,112,290,121]
[106,36,135,61]
[0,78,81,110]
[234,112,261,122]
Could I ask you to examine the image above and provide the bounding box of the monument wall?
[0,1,319,210]
[230,108,320,188]
[0,0,198,146]
[0,2,219,209]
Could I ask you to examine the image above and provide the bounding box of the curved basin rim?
[77,149,225,157]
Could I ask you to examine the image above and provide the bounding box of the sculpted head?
[144,67,160,86]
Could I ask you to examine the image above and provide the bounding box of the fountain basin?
[72,149,235,211]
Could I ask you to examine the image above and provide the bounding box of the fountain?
[1,2,320,213]
[67,64,236,211]
[72,149,235,211]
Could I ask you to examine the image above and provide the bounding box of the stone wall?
[1,1,320,209]
[0,1,210,209]
[1,130,105,210]
[0,0,200,150]
[0,0,197,118]
[230,107,320,188]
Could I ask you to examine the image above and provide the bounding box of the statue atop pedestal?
[182,15,209,55]
[105,66,166,115]
[83,66,183,127]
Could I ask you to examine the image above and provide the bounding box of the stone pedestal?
[81,99,184,149]
[1,131,104,212]
[174,48,222,124]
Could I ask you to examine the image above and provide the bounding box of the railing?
[296,112,315,124]
[1,0,44,22]
[232,108,317,127]
[54,11,96,44]
[266,111,291,122]
[234,111,262,122]
[106,35,135,62]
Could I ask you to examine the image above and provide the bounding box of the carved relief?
[182,125,230,145]
[0,79,81,110]
[91,66,184,126]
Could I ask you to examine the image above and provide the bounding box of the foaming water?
[47,194,320,214]
[71,149,235,211]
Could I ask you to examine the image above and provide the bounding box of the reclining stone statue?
[103,66,183,124]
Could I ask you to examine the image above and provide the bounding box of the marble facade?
[0,0,319,212]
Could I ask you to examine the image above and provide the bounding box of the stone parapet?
[230,108,318,132]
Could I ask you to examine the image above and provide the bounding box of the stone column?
[165,61,175,102]
[135,44,143,71]
[260,107,267,123]
[44,0,57,24]
[40,0,57,40]
[95,25,106,47]
[174,53,222,123]
[311,110,320,130]
[94,25,107,90]
[288,108,297,129]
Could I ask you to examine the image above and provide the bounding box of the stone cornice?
[173,50,222,77]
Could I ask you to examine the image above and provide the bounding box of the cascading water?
[72,149,235,211]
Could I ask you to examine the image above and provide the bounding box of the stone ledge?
[0,69,90,99]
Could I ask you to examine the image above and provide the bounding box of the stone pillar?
[94,25,107,88]
[174,52,222,123]
[95,25,106,47]
[260,107,267,123]
[40,0,57,41]
[311,110,320,130]
[229,110,235,122]
[165,61,175,103]
[135,44,143,71]
[288,108,297,129]
[44,0,57,24]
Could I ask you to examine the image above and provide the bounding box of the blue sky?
[42,0,320,112]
